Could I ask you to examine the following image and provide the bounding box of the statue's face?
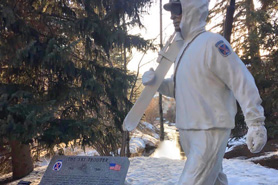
[170,13,182,32]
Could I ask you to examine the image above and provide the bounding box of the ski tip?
[123,118,138,132]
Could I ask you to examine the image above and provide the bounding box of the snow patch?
[248,151,278,161]
[127,122,160,155]
[226,136,246,153]
[141,122,155,130]
[129,138,146,154]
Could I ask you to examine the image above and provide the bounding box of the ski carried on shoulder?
[123,32,184,131]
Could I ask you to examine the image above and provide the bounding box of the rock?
[224,139,278,169]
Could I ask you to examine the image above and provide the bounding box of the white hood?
[180,0,209,42]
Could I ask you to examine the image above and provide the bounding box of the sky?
[127,0,261,77]
[127,0,174,77]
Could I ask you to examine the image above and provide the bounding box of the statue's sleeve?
[206,34,265,125]
[158,76,174,98]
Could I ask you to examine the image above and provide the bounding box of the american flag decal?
[109,163,121,171]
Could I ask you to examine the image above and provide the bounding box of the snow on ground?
[6,156,278,185]
[3,123,278,185]
[125,157,278,185]
[129,137,146,154]
[247,151,278,162]
[128,122,160,155]
[152,140,182,160]
[141,122,158,133]
[223,158,278,185]
[226,136,246,153]
[33,146,100,168]
[152,125,185,160]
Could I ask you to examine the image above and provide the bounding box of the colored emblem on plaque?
[53,160,63,171]
[109,163,121,171]
[215,40,231,57]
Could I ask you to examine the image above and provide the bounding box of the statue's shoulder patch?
[215,40,231,57]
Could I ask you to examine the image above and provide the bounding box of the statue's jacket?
[158,0,265,130]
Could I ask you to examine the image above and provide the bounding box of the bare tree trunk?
[159,94,164,141]
[120,131,130,157]
[120,131,127,156]
[120,21,130,156]
[126,131,130,157]
[245,0,260,59]
[223,0,235,43]
[123,46,131,157]
[10,141,33,179]
[159,0,164,141]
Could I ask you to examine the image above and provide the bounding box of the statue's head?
[164,0,182,32]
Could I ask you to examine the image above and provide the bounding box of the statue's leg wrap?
[178,128,230,185]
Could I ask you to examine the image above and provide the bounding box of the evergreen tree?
[0,0,153,178]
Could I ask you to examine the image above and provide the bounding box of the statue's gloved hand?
[246,122,267,153]
[142,68,155,86]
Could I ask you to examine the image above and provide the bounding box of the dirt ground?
[224,139,278,169]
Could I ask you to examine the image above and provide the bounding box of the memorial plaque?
[39,156,130,185]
